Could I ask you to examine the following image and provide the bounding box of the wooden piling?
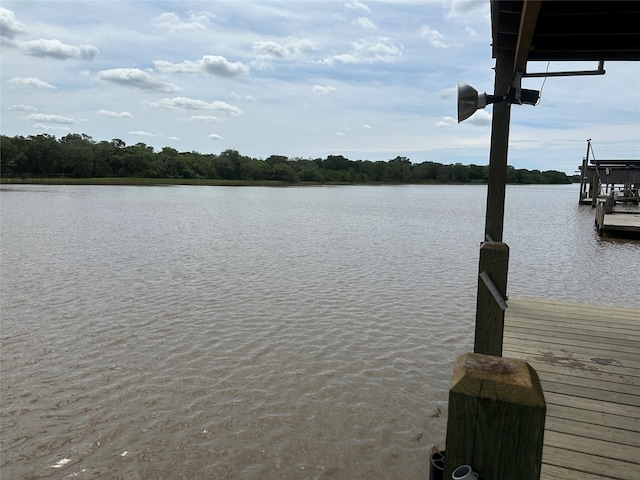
[444,353,546,480]
[591,177,599,208]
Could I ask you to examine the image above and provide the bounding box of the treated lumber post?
[483,45,513,244]
[475,241,509,356]
[444,353,546,480]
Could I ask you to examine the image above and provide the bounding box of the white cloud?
[21,39,98,60]
[95,68,180,93]
[10,104,37,111]
[465,26,478,37]
[253,41,288,58]
[313,85,336,95]
[129,130,158,137]
[154,55,249,77]
[447,0,489,19]
[364,124,373,129]
[323,36,402,65]
[0,7,26,40]
[148,97,243,116]
[0,2,635,173]
[252,37,317,66]
[436,116,456,127]
[232,92,257,102]
[33,123,71,132]
[208,134,224,140]
[97,110,132,118]
[439,87,457,99]
[154,11,215,32]
[418,26,448,48]
[26,113,75,124]
[9,77,55,89]
[345,1,371,14]
[465,109,492,126]
[190,115,222,122]
[352,17,376,29]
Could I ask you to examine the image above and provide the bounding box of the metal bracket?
[515,70,523,104]
[523,60,606,78]
[479,271,508,311]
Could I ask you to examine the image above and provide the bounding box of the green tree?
[157,147,181,178]
[270,163,299,183]
[58,133,95,177]
[25,134,61,175]
[388,156,411,181]
[119,143,156,177]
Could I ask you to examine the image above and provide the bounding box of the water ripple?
[2,184,637,479]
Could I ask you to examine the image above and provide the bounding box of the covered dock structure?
[443,2,640,479]
[578,157,640,206]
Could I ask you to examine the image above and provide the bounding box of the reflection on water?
[1,184,638,479]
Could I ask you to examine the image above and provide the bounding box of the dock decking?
[503,297,640,480]
[601,211,640,236]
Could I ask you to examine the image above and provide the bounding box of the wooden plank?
[504,345,640,375]
[505,315,640,336]
[504,340,640,364]
[504,356,640,387]
[504,344,640,373]
[536,371,640,396]
[505,309,640,330]
[545,430,640,464]
[507,297,640,321]
[503,297,640,479]
[508,309,640,327]
[544,417,640,447]
[504,330,640,357]
[541,463,611,480]
[542,445,638,480]
[504,325,640,350]
[503,340,640,367]
[544,392,640,425]
[604,212,640,233]
[503,332,640,358]
[505,311,640,332]
[546,402,640,431]
[540,380,640,407]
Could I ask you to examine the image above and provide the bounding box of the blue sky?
[1,1,638,174]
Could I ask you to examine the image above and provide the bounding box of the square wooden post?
[444,353,546,480]
[475,241,509,356]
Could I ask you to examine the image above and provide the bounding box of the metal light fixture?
[457,81,540,123]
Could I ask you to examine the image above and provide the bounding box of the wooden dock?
[504,297,640,480]
[600,211,640,236]
[595,201,640,237]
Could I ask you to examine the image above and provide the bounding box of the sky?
[1,1,639,174]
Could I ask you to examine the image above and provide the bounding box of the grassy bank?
[0,177,307,187]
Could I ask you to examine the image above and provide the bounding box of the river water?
[1,184,638,479]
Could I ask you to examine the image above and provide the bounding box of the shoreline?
[0,177,572,187]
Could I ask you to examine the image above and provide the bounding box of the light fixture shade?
[457,82,539,123]
[457,82,480,123]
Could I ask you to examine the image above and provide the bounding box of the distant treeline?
[1,133,572,184]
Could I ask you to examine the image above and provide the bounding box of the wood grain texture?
[445,352,545,480]
[475,242,509,356]
[504,297,640,480]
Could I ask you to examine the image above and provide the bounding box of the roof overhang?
[492,0,640,75]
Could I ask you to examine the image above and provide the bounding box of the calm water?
[1,184,638,479]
